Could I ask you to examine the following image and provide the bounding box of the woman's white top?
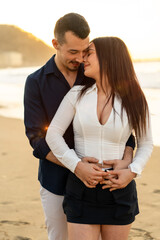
[46,84,153,175]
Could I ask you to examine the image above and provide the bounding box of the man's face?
[55,31,89,71]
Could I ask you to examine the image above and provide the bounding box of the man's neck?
[55,55,78,88]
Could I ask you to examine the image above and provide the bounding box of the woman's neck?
[96,78,111,97]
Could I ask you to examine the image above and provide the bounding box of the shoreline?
[0,115,160,239]
[0,59,159,69]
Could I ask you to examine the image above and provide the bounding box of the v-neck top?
[46,84,153,175]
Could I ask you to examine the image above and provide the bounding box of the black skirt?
[63,172,139,225]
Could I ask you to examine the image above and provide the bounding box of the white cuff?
[128,163,141,178]
[62,149,81,173]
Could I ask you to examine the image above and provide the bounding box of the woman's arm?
[46,89,81,172]
[100,113,153,191]
[46,88,106,186]
[128,114,153,176]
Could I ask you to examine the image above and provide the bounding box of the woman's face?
[83,42,100,80]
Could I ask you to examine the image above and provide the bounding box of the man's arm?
[24,75,107,182]
[46,151,66,167]
[24,75,64,167]
[46,151,105,187]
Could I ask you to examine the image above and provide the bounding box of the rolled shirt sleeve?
[126,134,135,149]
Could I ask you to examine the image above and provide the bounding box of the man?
[24,13,135,240]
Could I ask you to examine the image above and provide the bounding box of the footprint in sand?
[1,152,7,156]
[0,220,30,226]
[14,237,32,240]
[140,183,147,186]
[0,222,31,240]
[0,201,13,205]
[153,189,160,194]
[129,228,154,240]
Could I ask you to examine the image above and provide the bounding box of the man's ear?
[52,39,59,50]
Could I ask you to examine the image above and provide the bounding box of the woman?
[46,37,153,240]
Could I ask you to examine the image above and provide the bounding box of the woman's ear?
[52,39,59,50]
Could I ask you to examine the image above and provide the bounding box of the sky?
[1,0,160,60]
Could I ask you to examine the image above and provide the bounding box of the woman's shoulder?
[65,85,83,105]
[67,85,83,98]
[70,85,84,92]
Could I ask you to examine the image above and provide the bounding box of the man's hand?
[101,146,134,190]
[100,169,136,191]
[103,159,130,171]
[103,146,133,171]
[74,161,107,188]
[102,159,130,185]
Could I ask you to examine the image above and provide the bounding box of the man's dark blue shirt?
[24,55,135,195]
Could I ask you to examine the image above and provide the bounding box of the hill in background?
[0,25,55,68]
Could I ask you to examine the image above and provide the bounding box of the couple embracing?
[24,13,153,240]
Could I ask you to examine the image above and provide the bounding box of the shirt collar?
[85,83,97,94]
[44,54,84,84]
[44,55,59,76]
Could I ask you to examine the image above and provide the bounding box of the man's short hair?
[54,13,90,44]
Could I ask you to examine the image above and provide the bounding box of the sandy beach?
[0,116,160,240]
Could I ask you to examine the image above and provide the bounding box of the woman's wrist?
[128,167,137,178]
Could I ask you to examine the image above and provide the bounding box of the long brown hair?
[80,37,149,137]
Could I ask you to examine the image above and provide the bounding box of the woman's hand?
[100,169,136,191]
[74,161,107,188]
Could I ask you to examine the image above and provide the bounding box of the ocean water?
[0,62,160,146]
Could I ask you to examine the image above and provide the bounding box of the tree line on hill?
[0,25,55,68]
